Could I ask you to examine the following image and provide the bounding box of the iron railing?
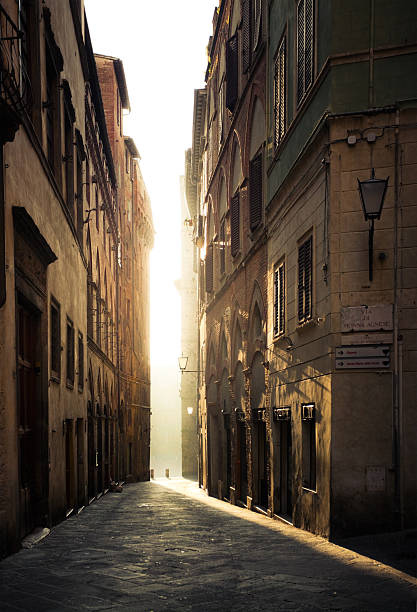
[0,4,31,117]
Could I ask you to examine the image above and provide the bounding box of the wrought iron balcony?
[0,4,31,140]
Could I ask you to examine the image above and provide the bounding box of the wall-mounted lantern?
[357,168,388,282]
[178,354,201,374]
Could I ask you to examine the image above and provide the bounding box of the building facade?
[0,0,152,558]
[188,0,417,537]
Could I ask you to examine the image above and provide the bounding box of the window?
[45,47,58,172]
[218,79,224,147]
[125,148,129,174]
[50,298,60,378]
[219,219,226,275]
[66,318,75,387]
[230,192,240,257]
[44,7,63,175]
[63,82,75,218]
[274,35,286,147]
[78,332,84,391]
[226,34,238,112]
[243,0,262,72]
[249,152,262,230]
[274,262,285,337]
[75,135,84,243]
[296,0,314,105]
[205,243,214,293]
[302,403,316,490]
[298,235,312,323]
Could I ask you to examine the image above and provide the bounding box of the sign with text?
[341,305,393,332]
[336,357,390,369]
[336,346,390,359]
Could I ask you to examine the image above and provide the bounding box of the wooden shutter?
[230,193,240,257]
[297,0,305,105]
[297,0,314,105]
[242,0,251,73]
[298,237,312,322]
[226,34,238,112]
[273,268,279,336]
[249,153,262,230]
[274,36,286,148]
[305,0,314,92]
[205,243,214,293]
[253,0,262,51]
[274,264,285,336]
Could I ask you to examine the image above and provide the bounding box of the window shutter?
[297,0,305,105]
[305,0,314,92]
[279,264,285,334]
[298,237,312,322]
[205,243,214,293]
[242,0,251,73]
[297,0,314,105]
[304,237,312,319]
[226,34,238,112]
[274,264,285,336]
[253,0,262,51]
[274,36,286,147]
[273,269,279,336]
[230,192,240,257]
[249,153,262,230]
[298,242,305,321]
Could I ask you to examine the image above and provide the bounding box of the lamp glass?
[178,355,188,371]
[358,173,388,220]
[187,406,193,415]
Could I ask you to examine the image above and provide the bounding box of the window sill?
[78,385,84,394]
[296,318,317,333]
[50,373,61,384]
[66,380,74,391]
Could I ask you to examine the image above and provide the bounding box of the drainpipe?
[392,107,401,526]
[0,143,5,308]
[368,0,375,108]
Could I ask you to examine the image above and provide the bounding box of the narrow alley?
[0,479,416,612]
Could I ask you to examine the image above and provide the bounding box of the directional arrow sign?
[336,357,390,369]
[336,345,390,359]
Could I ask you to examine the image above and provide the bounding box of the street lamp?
[178,354,188,372]
[357,168,389,282]
[178,354,201,374]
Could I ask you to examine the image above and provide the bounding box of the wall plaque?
[341,305,393,333]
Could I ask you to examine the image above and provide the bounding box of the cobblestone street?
[0,479,416,611]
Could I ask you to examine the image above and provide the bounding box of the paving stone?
[0,479,416,611]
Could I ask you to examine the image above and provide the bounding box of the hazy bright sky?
[84,0,216,368]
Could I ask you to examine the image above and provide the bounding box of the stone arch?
[248,282,266,360]
[218,170,227,220]
[206,340,216,382]
[230,135,243,198]
[207,195,215,243]
[248,97,265,161]
[231,302,245,367]
[250,351,266,411]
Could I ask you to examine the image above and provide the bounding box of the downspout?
[392,107,401,526]
[0,143,5,308]
[368,0,375,108]
[115,195,121,481]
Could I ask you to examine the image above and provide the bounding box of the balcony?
[0,4,31,142]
